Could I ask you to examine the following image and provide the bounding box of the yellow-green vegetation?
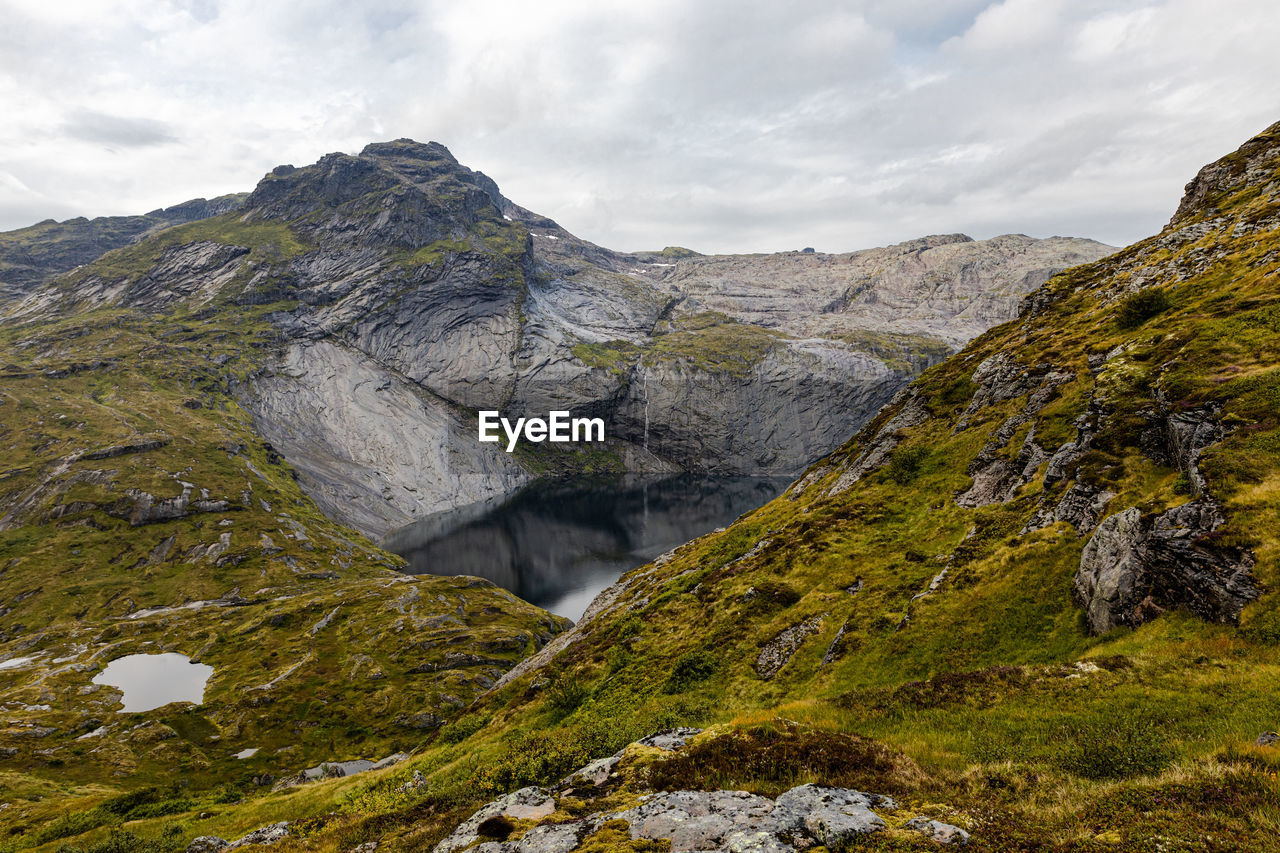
[53,214,312,298]
[0,255,568,849]
[570,340,643,377]
[834,329,954,373]
[646,312,785,377]
[571,314,789,380]
[64,124,1280,853]
[0,195,249,300]
[392,238,472,269]
[8,128,1280,852]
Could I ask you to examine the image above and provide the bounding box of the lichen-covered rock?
[226,822,289,849]
[905,817,970,845]
[724,830,793,853]
[611,790,780,852]
[755,617,823,679]
[637,728,703,751]
[956,419,1049,508]
[433,787,557,853]
[185,838,229,853]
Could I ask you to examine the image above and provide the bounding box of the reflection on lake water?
[382,475,789,620]
[92,652,213,713]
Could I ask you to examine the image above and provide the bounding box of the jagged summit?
[242,137,515,250]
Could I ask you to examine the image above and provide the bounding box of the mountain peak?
[360,138,458,164]
[242,139,512,248]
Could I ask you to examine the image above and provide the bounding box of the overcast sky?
[2,0,1278,253]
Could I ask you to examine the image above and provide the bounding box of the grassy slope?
[0,216,569,851]
[10,128,1280,851]
[75,127,1280,853]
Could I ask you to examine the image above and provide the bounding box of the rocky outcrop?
[433,742,915,853]
[655,233,1113,348]
[1139,398,1224,497]
[820,390,929,496]
[755,616,823,679]
[184,821,290,852]
[1171,122,1280,227]
[905,817,970,846]
[243,339,528,538]
[1076,501,1258,634]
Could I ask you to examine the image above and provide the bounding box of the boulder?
[1076,501,1257,634]
[185,838,229,853]
[434,787,557,853]
[905,817,970,845]
[226,822,289,848]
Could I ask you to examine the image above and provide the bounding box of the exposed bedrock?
[613,343,905,474]
[242,339,529,539]
[1076,501,1258,635]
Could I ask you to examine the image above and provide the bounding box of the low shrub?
[661,650,718,694]
[1116,288,1172,329]
[885,446,927,485]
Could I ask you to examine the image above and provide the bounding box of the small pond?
[383,474,789,620]
[92,652,213,713]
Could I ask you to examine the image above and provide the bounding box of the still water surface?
[92,652,213,713]
[383,475,789,620]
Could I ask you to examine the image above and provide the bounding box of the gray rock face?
[243,339,528,538]
[445,783,900,853]
[613,790,780,852]
[653,234,1112,347]
[434,733,914,853]
[185,838,229,853]
[1139,399,1224,497]
[956,419,1049,508]
[1076,501,1258,634]
[755,616,824,679]
[434,787,557,853]
[820,389,930,496]
[224,822,289,849]
[5,139,1113,539]
[637,727,703,751]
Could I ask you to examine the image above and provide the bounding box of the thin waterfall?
[642,369,650,452]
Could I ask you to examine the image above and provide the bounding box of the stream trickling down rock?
[383,475,789,620]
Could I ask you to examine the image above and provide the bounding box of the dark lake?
[382,474,789,621]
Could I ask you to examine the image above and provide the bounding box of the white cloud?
[0,0,1278,253]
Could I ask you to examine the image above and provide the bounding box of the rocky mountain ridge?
[0,194,247,304]
[2,140,1112,539]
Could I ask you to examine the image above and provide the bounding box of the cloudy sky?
[2,0,1278,253]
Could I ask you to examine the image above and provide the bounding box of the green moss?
[57,214,312,290]
[834,329,953,373]
[571,340,642,375]
[394,238,471,268]
[646,313,784,377]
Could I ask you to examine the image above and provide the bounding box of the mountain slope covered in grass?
[64,121,1280,853]
[3,121,1277,852]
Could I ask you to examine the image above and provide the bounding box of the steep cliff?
[2,141,1112,539]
